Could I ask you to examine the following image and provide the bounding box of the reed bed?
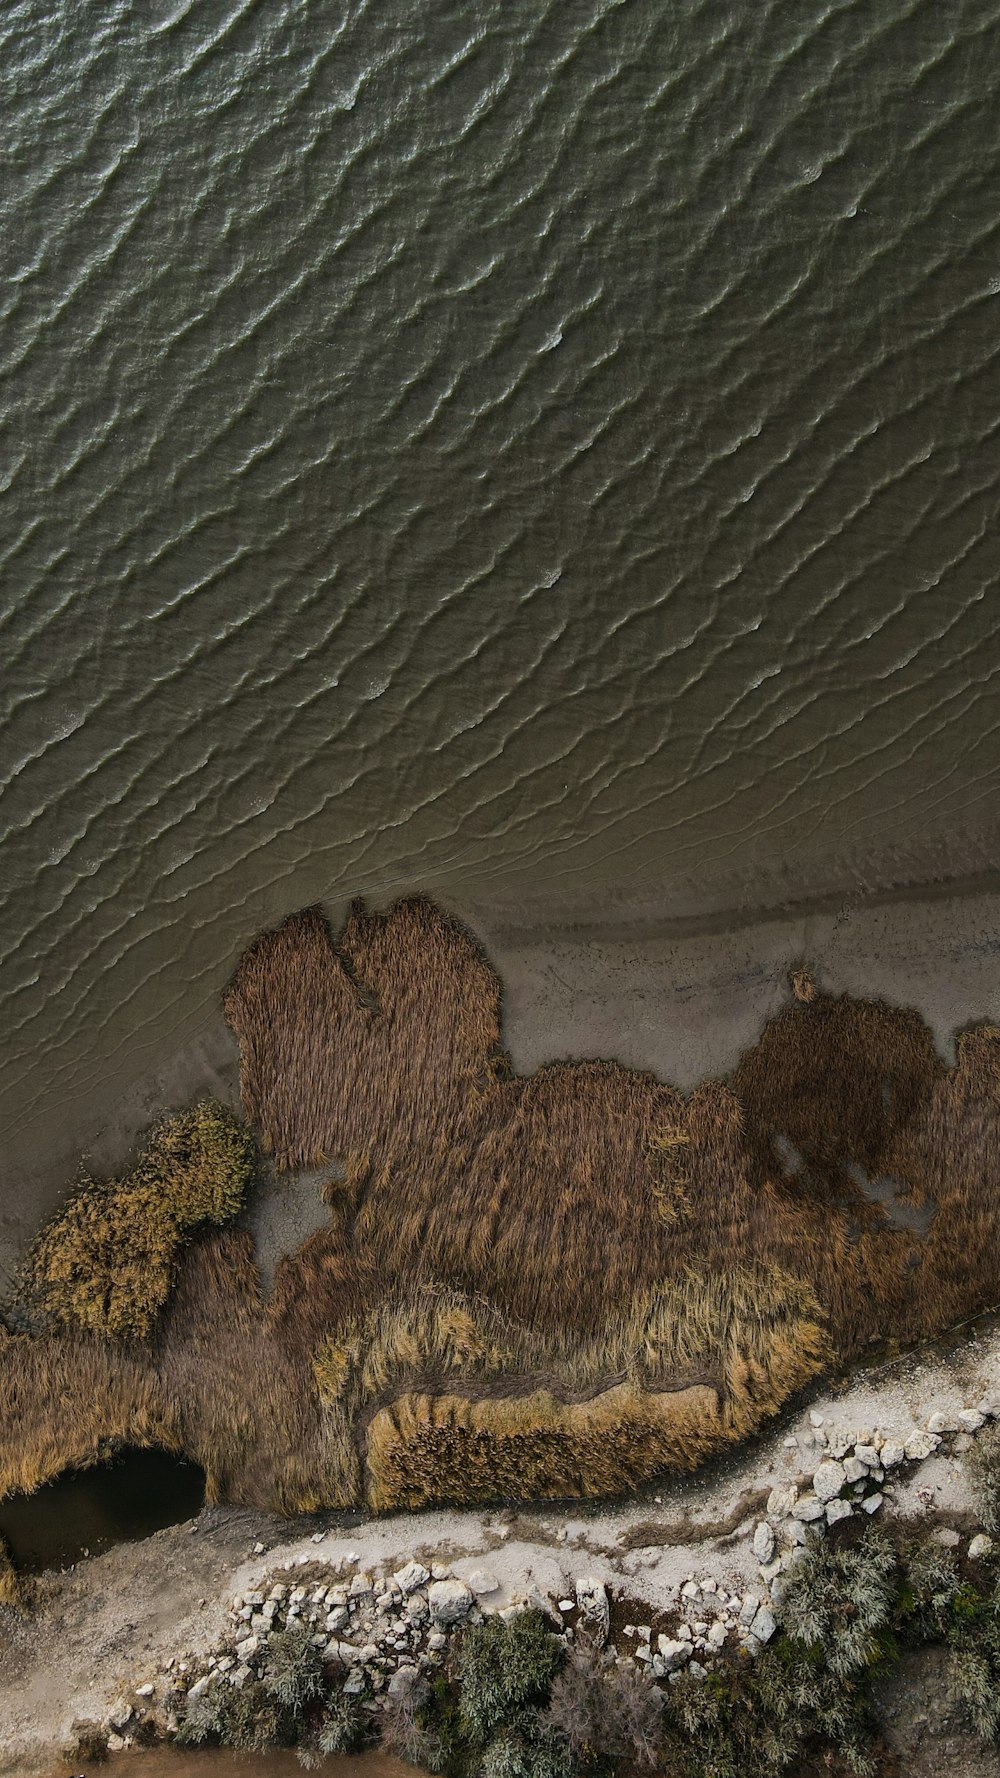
[4,896,1000,1517]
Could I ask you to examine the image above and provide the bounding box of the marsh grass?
[23,1103,255,1341]
[6,896,1000,1517]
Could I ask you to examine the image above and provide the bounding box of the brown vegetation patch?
[5,897,1000,1517]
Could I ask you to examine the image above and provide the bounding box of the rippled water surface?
[4,0,1000,1162]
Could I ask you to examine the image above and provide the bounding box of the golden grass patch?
[23,1102,255,1341]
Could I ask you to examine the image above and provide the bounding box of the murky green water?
[3,0,1000,1185]
[0,1449,204,1570]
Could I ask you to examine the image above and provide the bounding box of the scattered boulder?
[812,1459,847,1502]
[428,1578,474,1623]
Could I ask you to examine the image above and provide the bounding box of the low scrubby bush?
[545,1639,662,1769]
[261,1624,325,1714]
[176,1677,287,1751]
[458,1608,565,1745]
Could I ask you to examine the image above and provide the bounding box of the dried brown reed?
[5,896,1000,1518]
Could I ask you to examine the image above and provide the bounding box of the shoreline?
[4,875,1000,1286]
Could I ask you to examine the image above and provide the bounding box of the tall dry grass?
[4,897,1000,1517]
[23,1102,255,1340]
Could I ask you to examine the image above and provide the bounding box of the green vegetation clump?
[25,1101,255,1340]
[458,1608,565,1745]
[176,1678,287,1752]
[260,1624,325,1713]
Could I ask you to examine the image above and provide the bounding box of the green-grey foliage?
[176,1678,286,1752]
[261,1624,325,1713]
[778,1530,897,1676]
[478,1715,577,1778]
[317,1692,369,1753]
[458,1608,564,1745]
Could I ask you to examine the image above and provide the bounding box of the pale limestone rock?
[753,1521,776,1564]
[812,1459,847,1502]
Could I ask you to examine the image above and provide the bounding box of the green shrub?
[176,1677,287,1751]
[948,1646,1000,1740]
[458,1609,564,1745]
[778,1530,897,1676]
[261,1624,325,1714]
[478,1715,576,1778]
[317,1692,369,1753]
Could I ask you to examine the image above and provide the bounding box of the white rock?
[969,1534,994,1559]
[792,1494,826,1521]
[657,1635,692,1670]
[707,1621,727,1648]
[428,1578,474,1624]
[681,1580,700,1600]
[853,1444,880,1469]
[738,1595,760,1626]
[186,1676,210,1701]
[826,1498,853,1526]
[466,1569,500,1597]
[749,1605,777,1643]
[960,1409,986,1433]
[393,1561,430,1594]
[753,1521,776,1564]
[760,1558,782,1583]
[843,1457,867,1484]
[904,1430,940,1461]
[576,1578,610,1642]
[927,1412,960,1435]
[783,1517,809,1546]
[135,1683,155,1699]
[688,1660,709,1679]
[558,1599,574,1612]
[767,1483,798,1519]
[106,1734,126,1754]
[813,1459,847,1503]
[880,1442,905,1468]
[809,1411,825,1427]
[311,1531,325,1543]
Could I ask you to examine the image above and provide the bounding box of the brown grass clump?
[23,1102,256,1341]
[0,1321,180,1499]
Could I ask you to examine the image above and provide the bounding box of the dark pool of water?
[0,1447,205,1571]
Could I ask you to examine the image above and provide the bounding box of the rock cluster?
[750,1397,1000,1607]
[94,1393,1000,1751]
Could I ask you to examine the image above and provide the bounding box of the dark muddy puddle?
[0,1447,205,1570]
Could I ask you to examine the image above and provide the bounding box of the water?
[0,1448,204,1570]
[4,0,1000,1181]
